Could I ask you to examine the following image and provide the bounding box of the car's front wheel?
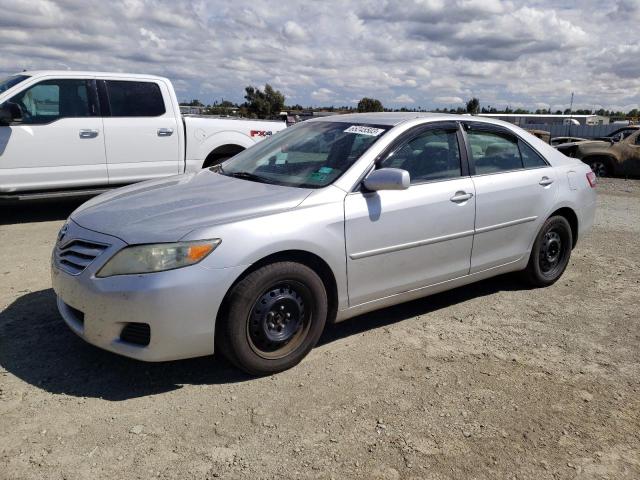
[216,262,328,375]
[522,216,573,287]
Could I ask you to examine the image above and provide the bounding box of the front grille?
[56,239,109,275]
[120,323,151,346]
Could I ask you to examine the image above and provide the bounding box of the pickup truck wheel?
[217,262,328,376]
[522,216,573,287]
[586,158,610,177]
[203,156,230,169]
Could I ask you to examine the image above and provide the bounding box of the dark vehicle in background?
[550,136,587,147]
[525,129,551,144]
[556,128,640,177]
[595,125,640,143]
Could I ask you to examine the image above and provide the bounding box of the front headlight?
[97,239,221,277]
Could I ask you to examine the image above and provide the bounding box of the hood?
[71,170,312,244]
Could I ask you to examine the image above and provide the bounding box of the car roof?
[17,70,170,82]
[307,111,521,129]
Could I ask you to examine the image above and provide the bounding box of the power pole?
[568,92,575,136]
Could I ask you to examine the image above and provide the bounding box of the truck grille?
[56,239,109,275]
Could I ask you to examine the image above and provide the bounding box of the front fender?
[183,191,349,310]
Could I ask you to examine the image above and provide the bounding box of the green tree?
[466,97,480,114]
[357,97,384,113]
[244,84,285,119]
[184,99,204,107]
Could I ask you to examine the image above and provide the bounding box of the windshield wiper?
[226,171,274,184]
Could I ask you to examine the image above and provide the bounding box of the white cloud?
[0,0,637,110]
[281,21,306,42]
[311,88,335,103]
[434,96,464,104]
[393,94,415,103]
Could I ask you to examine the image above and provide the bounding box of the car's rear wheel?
[522,216,573,287]
[216,262,328,375]
[586,158,610,177]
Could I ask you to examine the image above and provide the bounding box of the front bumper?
[51,220,246,362]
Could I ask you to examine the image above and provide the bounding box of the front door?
[344,123,476,306]
[616,130,640,176]
[0,78,107,193]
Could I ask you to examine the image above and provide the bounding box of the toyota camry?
[52,113,597,375]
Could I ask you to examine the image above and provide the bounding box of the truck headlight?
[97,239,221,277]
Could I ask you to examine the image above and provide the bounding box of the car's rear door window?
[466,130,523,174]
[105,81,165,117]
[519,140,548,168]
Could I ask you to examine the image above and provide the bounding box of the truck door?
[99,79,181,184]
[0,78,108,193]
[617,131,640,176]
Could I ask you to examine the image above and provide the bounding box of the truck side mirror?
[0,105,11,126]
[0,102,22,126]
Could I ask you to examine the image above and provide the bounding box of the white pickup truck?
[0,71,286,200]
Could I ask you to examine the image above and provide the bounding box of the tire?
[216,262,328,375]
[586,158,610,177]
[522,216,573,287]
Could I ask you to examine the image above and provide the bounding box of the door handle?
[539,176,554,187]
[79,129,99,139]
[157,128,174,137]
[450,191,474,203]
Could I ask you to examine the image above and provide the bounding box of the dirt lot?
[1,178,639,480]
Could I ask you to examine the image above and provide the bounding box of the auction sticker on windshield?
[344,125,386,136]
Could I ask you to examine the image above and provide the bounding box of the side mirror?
[363,168,410,191]
[0,105,11,126]
[0,102,21,126]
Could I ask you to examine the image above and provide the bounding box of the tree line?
[182,89,639,119]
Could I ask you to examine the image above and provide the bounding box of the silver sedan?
[52,113,597,375]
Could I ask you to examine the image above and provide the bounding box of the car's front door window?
[379,128,462,183]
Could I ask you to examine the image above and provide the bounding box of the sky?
[1,0,639,111]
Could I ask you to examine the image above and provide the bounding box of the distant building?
[477,113,609,126]
[180,105,207,115]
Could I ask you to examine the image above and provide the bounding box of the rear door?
[344,122,476,306]
[462,122,558,273]
[0,77,107,192]
[100,79,181,184]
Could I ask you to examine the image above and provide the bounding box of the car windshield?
[218,121,390,188]
[0,75,29,94]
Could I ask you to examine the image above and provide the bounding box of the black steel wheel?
[522,216,573,287]
[247,281,312,360]
[216,262,328,375]
[587,159,610,177]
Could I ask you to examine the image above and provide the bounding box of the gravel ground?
[1,178,639,480]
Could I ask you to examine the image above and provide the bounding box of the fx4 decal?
[250,130,273,137]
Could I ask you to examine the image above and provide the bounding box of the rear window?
[519,140,548,168]
[106,80,165,117]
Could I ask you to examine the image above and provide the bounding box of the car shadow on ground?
[0,275,529,401]
[1,198,86,225]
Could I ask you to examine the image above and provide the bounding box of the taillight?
[586,171,597,188]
